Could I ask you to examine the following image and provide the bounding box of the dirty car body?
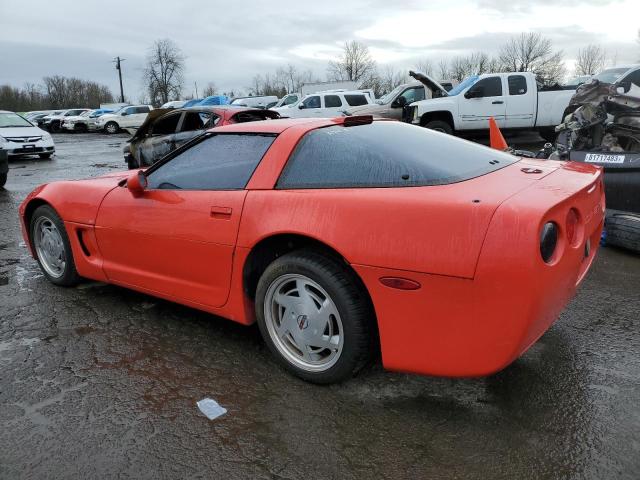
[124,106,280,169]
[20,117,604,383]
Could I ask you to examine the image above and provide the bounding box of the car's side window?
[471,77,502,97]
[146,133,277,191]
[344,94,368,106]
[622,70,640,88]
[152,113,181,135]
[400,87,425,104]
[179,112,210,132]
[324,95,343,108]
[301,96,320,109]
[508,75,527,95]
[136,106,150,114]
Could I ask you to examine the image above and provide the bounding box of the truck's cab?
[408,72,575,140]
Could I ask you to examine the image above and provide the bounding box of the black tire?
[50,121,61,133]
[75,124,88,133]
[105,122,119,134]
[606,214,640,254]
[30,205,81,286]
[538,128,557,143]
[39,153,52,159]
[255,249,374,384]
[423,120,453,135]
[0,172,6,188]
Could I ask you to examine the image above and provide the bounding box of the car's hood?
[96,114,117,121]
[0,126,47,137]
[62,115,85,122]
[408,71,448,96]
[411,96,455,109]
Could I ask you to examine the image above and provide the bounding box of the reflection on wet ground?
[0,133,638,478]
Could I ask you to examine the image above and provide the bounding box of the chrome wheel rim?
[106,123,117,133]
[264,274,344,372]
[33,217,66,278]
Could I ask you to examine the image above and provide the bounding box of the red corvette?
[19,116,604,383]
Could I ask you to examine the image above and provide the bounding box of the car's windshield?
[377,85,404,104]
[593,68,630,84]
[0,112,33,128]
[447,75,480,96]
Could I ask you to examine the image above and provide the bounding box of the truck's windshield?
[447,75,479,96]
[593,68,630,84]
[377,86,404,104]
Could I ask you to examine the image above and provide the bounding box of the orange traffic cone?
[489,117,509,151]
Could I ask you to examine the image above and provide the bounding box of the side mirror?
[392,96,408,108]
[121,111,128,116]
[127,170,147,195]
[465,87,484,99]
[298,104,305,109]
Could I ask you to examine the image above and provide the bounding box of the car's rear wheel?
[424,120,453,135]
[606,213,640,254]
[30,205,80,286]
[255,250,373,384]
[105,122,119,134]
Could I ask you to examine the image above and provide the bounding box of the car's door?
[458,76,506,129]
[95,132,277,307]
[388,86,426,120]
[296,95,322,117]
[504,74,535,128]
[119,106,137,127]
[138,111,183,164]
[131,106,151,128]
[322,94,345,116]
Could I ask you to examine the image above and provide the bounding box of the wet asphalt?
[0,132,639,479]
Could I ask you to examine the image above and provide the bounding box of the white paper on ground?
[197,398,227,420]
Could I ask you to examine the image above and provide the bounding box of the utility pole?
[114,57,125,103]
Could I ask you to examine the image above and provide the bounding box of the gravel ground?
[0,132,639,479]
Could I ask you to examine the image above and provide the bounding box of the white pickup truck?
[407,72,576,141]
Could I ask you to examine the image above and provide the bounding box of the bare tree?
[143,39,185,106]
[499,32,565,85]
[576,44,606,75]
[437,59,450,80]
[380,66,405,93]
[327,41,376,82]
[203,82,218,97]
[414,58,434,76]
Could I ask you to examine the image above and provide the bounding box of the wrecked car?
[344,71,448,120]
[124,106,280,169]
[547,75,640,253]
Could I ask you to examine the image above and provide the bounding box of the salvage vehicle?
[344,71,448,120]
[19,116,604,384]
[93,105,153,134]
[547,77,640,253]
[406,72,576,141]
[0,111,55,159]
[42,108,91,132]
[271,91,372,118]
[123,105,280,168]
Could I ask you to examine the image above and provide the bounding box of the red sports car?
[19,116,605,383]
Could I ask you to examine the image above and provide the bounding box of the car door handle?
[492,100,504,104]
[210,206,232,219]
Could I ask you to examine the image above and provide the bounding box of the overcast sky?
[1,0,638,101]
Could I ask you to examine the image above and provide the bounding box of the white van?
[271,91,372,118]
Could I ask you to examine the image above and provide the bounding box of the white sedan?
[0,111,55,159]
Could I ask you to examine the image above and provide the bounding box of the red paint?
[19,117,605,377]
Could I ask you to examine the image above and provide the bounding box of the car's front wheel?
[104,122,119,134]
[30,205,80,286]
[256,250,374,384]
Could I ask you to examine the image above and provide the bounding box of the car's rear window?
[276,122,517,189]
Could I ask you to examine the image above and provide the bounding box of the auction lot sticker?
[585,153,625,164]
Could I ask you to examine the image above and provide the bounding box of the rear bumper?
[356,164,604,377]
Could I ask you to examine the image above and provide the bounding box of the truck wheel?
[0,172,6,188]
[606,214,640,254]
[539,128,557,143]
[105,122,119,134]
[424,120,453,135]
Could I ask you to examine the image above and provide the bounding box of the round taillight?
[540,222,558,263]
[566,208,579,246]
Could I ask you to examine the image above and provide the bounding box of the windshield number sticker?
[585,153,625,164]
